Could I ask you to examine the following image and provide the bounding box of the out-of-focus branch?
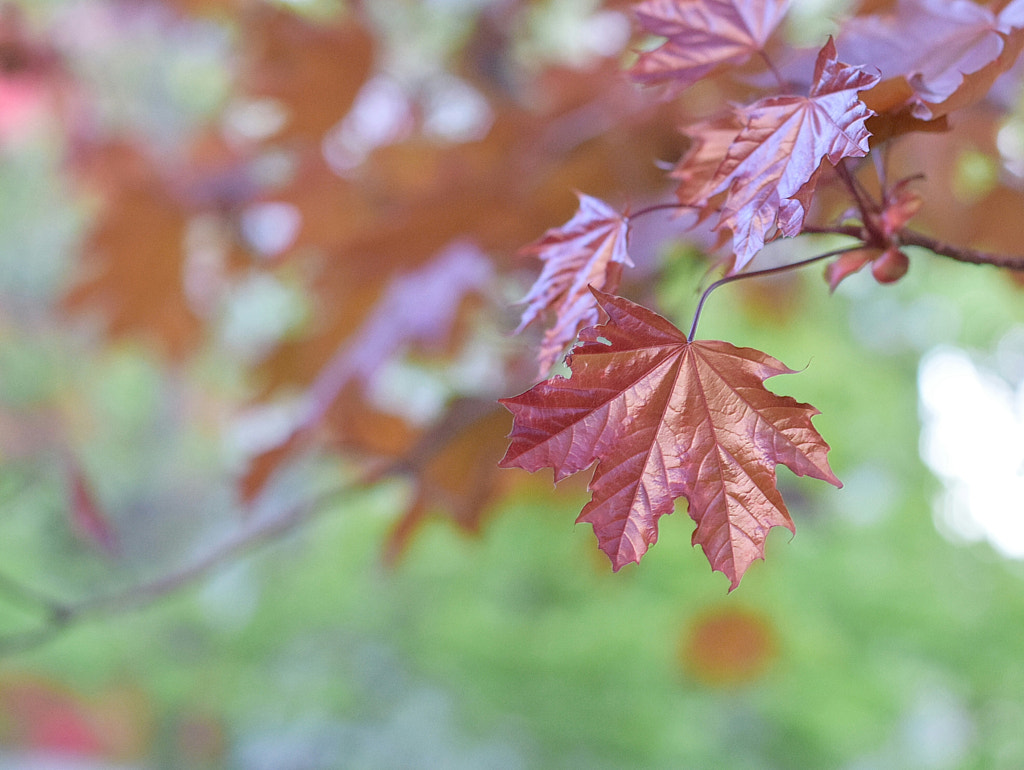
[0,476,367,656]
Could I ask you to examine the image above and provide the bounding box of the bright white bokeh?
[919,342,1024,558]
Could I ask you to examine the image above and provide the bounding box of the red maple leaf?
[629,0,791,94]
[500,290,841,589]
[675,38,879,269]
[515,194,633,376]
[840,0,1024,119]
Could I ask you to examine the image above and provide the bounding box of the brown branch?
[801,225,1024,270]
[0,477,365,656]
[900,230,1024,271]
[0,385,501,656]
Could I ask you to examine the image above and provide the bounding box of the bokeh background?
[0,0,1024,767]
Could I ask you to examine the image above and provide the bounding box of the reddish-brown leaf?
[500,290,840,589]
[238,5,374,144]
[516,194,633,376]
[840,0,1024,119]
[629,0,791,94]
[675,39,879,269]
[671,112,744,212]
[383,399,513,565]
[64,141,203,358]
[679,605,778,686]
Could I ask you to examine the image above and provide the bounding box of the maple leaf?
[671,112,745,214]
[675,39,879,269]
[840,0,1024,119]
[629,0,791,94]
[515,194,633,376]
[500,290,841,589]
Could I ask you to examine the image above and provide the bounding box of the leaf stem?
[834,159,876,224]
[688,245,866,340]
[627,201,692,220]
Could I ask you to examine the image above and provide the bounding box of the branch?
[0,569,67,616]
[0,476,365,656]
[0,391,492,657]
[802,224,1024,270]
[900,230,1024,271]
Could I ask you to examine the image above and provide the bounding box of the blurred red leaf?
[516,194,633,376]
[383,398,513,564]
[629,0,791,94]
[241,242,493,501]
[64,142,204,358]
[238,5,374,143]
[0,676,105,756]
[680,606,778,686]
[841,0,1024,119]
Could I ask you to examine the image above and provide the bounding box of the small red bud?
[871,247,909,284]
[880,189,923,236]
[824,248,879,292]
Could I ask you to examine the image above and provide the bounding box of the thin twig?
[803,218,1024,270]
[628,201,692,220]
[0,569,66,616]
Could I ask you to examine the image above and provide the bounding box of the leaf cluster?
[504,0,1024,586]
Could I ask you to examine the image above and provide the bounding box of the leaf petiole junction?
[687,245,867,341]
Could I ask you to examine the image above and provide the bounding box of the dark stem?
[873,145,888,196]
[628,201,692,221]
[834,159,876,224]
[901,230,1024,270]
[801,224,1024,269]
[688,245,866,340]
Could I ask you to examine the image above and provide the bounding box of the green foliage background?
[6,255,1024,768]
